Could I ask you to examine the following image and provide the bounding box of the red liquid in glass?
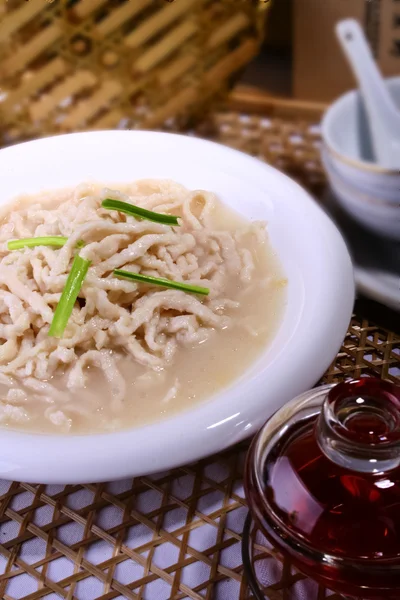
[266,419,400,562]
[259,379,400,599]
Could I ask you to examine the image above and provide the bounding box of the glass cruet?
[243,377,400,600]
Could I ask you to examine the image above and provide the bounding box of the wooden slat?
[227,85,328,119]
[0,58,66,114]
[0,1,46,42]
[124,0,198,49]
[90,108,125,130]
[1,24,61,78]
[29,71,97,122]
[207,13,250,50]
[143,39,258,128]
[158,55,197,86]
[72,0,108,19]
[61,80,122,129]
[204,39,258,92]
[134,21,197,73]
[95,0,152,37]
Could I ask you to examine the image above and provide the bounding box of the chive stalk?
[102,198,179,226]
[8,237,84,251]
[48,255,91,338]
[114,269,209,296]
[9,236,67,250]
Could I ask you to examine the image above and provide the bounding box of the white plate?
[0,131,354,483]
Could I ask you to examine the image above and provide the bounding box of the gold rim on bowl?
[324,142,400,177]
[323,154,400,209]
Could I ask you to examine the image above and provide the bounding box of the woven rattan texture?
[0,99,399,599]
[0,0,266,146]
[196,104,326,198]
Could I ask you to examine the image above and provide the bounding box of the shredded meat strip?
[0,180,266,428]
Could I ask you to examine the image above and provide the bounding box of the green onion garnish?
[8,237,84,251]
[102,198,179,226]
[114,269,209,296]
[48,255,91,338]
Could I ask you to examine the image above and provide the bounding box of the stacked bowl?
[321,77,400,241]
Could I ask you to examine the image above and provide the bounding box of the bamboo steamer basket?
[0,0,269,146]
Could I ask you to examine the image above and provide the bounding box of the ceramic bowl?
[321,77,400,240]
[0,131,354,484]
[322,149,400,241]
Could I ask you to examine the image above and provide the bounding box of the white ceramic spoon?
[336,18,400,170]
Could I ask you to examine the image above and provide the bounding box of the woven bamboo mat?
[0,90,399,600]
